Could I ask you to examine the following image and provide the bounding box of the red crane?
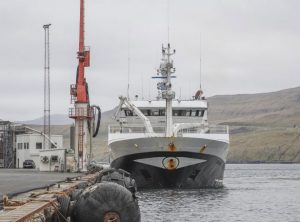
[75,0,90,103]
[69,0,100,171]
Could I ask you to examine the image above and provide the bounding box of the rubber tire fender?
[71,182,140,222]
[71,189,83,201]
[57,195,70,218]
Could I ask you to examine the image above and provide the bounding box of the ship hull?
[109,136,229,189]
[111,152,225,189]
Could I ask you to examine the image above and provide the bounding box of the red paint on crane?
[76,0,90,103]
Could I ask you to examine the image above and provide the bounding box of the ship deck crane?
[114,96,154,134]
[69,0,101,171]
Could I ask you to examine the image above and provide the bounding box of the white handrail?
[109,124,228,135]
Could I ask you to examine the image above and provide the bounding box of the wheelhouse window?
[141,110,148,116]
[152,110,159,116]
[159,109,165,116]
[188,109,205,117]
[140,109,163,116]
[200,110,205,117]
[178,110,186,116]
[124,110,134,116]
[124,108,205,117]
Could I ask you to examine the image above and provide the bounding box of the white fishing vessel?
[108,44,229,189]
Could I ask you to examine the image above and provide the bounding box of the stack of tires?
[56,168,140,222]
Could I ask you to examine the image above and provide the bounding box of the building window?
[51,142,57,148]
[23,142,29,149]
[17,143,22,150]
[36,142,42,149]
[51,155,58,162]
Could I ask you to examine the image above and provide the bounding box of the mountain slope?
[18,114,73,125]
[208,86,300,127]
[93,86,300,162]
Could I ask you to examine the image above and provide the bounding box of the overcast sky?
[0,0,299,121]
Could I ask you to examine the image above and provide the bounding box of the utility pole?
[43,24,51,150]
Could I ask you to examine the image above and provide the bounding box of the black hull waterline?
[111,152,225,189]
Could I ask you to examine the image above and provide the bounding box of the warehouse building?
[16,133,65,171]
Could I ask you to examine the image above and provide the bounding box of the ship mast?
[157,43,176,136]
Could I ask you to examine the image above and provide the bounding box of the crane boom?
[79,0,85,54]
[69,0,95,172]
[115,96,154,134]
[76,0,90,103]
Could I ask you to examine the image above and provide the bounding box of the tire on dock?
[97,168,137,194]
[71,182,140,222]
[56,195,70,220]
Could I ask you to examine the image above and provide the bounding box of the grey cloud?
[1,0,300,121]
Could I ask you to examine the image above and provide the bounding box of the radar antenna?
[155,43,176,136]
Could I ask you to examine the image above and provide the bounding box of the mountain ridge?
[16,86,300,126]
[16,109,115,125]
[13,86,300,162]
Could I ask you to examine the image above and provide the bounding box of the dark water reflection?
[138,164,300,222]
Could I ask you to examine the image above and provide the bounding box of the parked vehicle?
[23,160,36,169]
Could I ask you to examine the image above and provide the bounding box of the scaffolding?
[0,121,15,168]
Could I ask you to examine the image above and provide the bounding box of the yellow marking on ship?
[168,142,176,152]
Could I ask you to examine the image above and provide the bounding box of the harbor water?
[138,164,300,222]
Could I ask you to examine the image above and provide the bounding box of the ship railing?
[109,124,228,134]
[178,125,229,134]
[109,124,166,134]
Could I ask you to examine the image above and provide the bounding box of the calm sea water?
[138,164,300,222]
